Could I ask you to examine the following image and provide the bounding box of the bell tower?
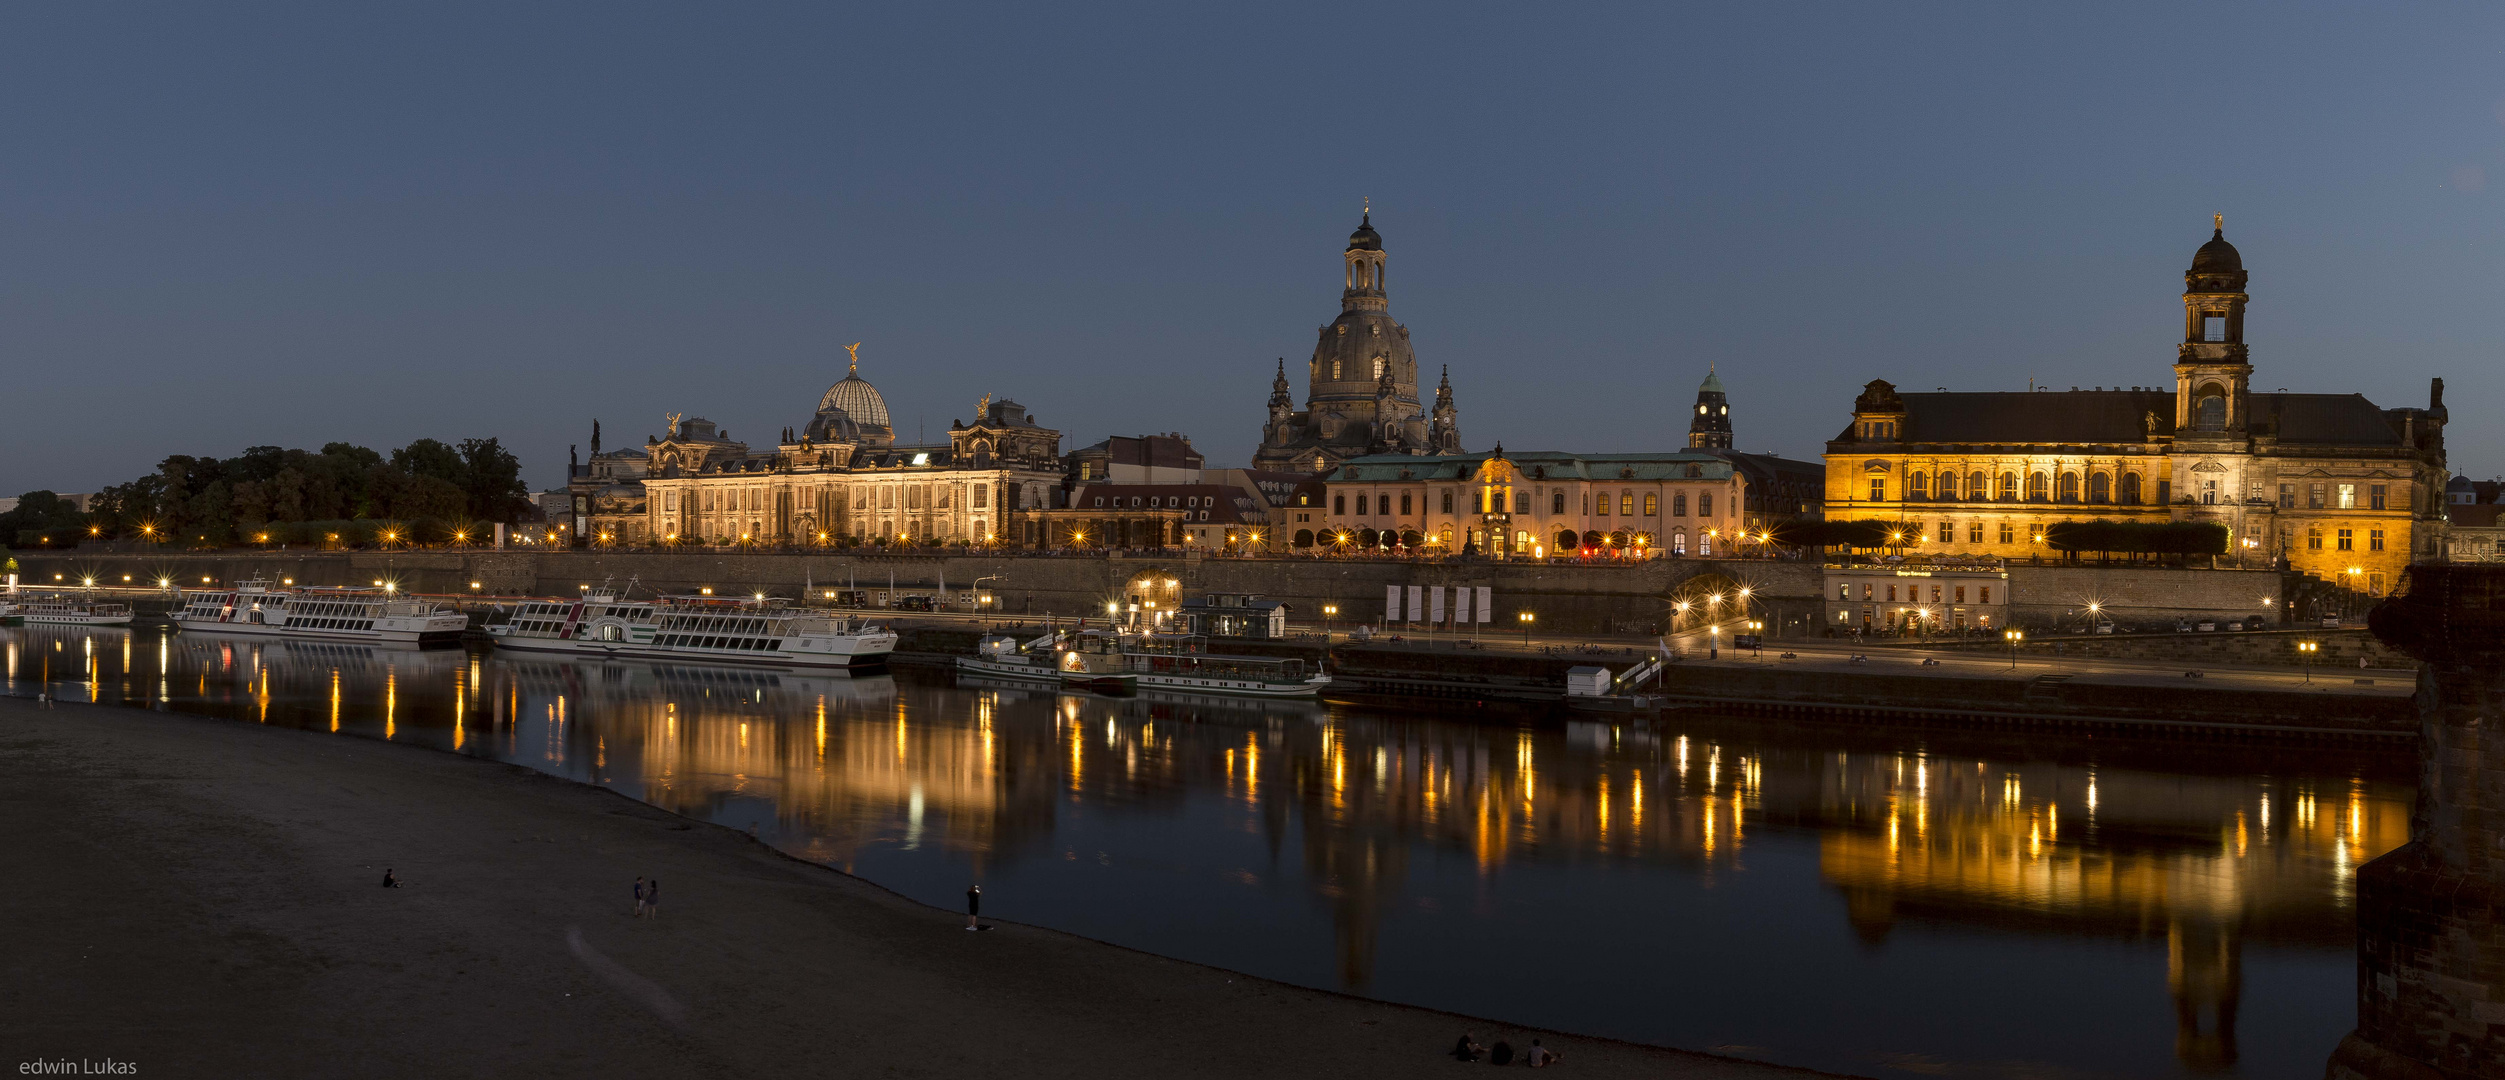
[1688,365,1733,449]
[2174,215,2253,438]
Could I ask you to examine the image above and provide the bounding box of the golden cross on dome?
[845,341,862,374]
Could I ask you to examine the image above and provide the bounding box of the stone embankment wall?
[1875,627,2413,669]
[2004,565,2286,625]
[13,550,1826,637]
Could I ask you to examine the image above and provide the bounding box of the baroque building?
[637,348,1067,547]
[1252,210,1463,474]
[1823,220,2448,595]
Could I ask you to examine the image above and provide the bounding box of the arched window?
[2119,473,2141,504]
[2027,472,2050,501]
[1910,471,1928,499]
[1968,471,1987,501]
[1672,493,1687,516]
[1998,472,2018,501]
[2088,472,2111,503]
[2057,473,2079,502]
[1372,356,1386,379]
[1331,360,1342,380]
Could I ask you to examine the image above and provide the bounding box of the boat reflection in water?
[1,623,2407,1079]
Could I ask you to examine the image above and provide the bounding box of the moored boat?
[485,584,896,669]
[0,593,136,626]
[172,579,467,644]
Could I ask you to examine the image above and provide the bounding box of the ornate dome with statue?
[817,343,895,445]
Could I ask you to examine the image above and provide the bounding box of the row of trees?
[9,439,534,549]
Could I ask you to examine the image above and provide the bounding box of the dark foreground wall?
[2328,564,2505,1080]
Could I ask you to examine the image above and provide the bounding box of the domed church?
[1252,209,1464,474]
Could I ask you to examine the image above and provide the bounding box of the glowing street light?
[1519,610,1535,644]
[2298,640,2319,683]
[2004,628,2024,670]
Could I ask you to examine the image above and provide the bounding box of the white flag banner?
[1386,585,1401,623]
[1429,587,1445,624]
[1453,586,1471,624]
[1475,586,1493,624]
[1405,585,1423,622]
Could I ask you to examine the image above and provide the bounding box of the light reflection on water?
[5,624,2407,1079]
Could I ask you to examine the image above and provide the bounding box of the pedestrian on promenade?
[381,868,402,888]
[966,885,981,930]
[633,876,646,917]
[647,878,661,918]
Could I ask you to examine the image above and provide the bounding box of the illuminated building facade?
[1314,448,1749,557]
[1822,221,2448,596]
[637,351,1066,546]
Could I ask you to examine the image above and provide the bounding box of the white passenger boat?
[0,593,136,626]
[954,632,1065,684]
[485,585,896,669]
[172,579,467,644]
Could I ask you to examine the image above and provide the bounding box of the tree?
[457,438,533,522]
[0,491,91,548]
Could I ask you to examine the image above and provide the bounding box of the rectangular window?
[973,486,987,509]
[2203,315,2225,342]
[2369,528,2385,552]
[1870,479,1886,502]
[1444,490,1456,514]
[1516,492,1531,514]
[1400,493,1413,515]
[2338,483,2356,509]
[2309,483,2325,510]
[1333,495,1345,515]
[2278,484,2293,509]
[1954,586,1967,604]
[2337,528,2354,551]
[1931,585,1943,603]
[1699,492,1713,517]
[2369,484,2386,511]
[2307,527,2323,550]
[1617,493,1632,515]
[1860,583,1873,601]
[1886,584,1897,602]
[1938,521,1953,543]
[1551,492,1565,514]
[1644,494,1658,516]
[1596,496,1610,517]
[1997,522,2014,544]
[2156,480,2170,504]
[1979,586,1991,604]
[1968,522,1984,543]
[2369,572,2385,596]
[1837,583,1850,601]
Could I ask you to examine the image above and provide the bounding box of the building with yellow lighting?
[1315,447,1755,557]
[636,350,1068,547]
[1821,221,2448,596]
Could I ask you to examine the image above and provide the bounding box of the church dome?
[1698,369,1726,395]
[803,406,861,443]
[1346,212,1382,252]
[818,371,891,429]
[2191,226,2241,275]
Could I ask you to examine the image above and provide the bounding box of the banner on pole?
[1429,586,1445,624]
[1386,585,1400,623]
[1405,585,1423,622]
[1453,586,1471,624]
[1475,586,1493,624]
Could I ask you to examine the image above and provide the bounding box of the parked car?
[2197,620,2217,632]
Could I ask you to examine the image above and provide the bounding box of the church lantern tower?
[2174,216,2253,439]
[1688,365,1732,449]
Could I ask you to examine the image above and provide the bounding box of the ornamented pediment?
[2190,460,2230,473]
[1862,460,1892,474]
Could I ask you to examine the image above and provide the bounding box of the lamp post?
[2005,628,2024,670]
[1519,610,1534,645]
[2086,601,2103,634]
[2298,640,2318,683]
[1322,603,1339,641]
[1747,619,1763,659]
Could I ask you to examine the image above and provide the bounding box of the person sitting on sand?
[381,868,401,888]
[1449,1033,1482,1062]
[1525,1039,1560,1067]
[1488,1040,1514,1065]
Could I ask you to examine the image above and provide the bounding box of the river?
[3,624,2406,1079]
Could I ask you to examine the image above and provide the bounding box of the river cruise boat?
[485,586,895,669]
[962,630,1326,699]
[172,580,468,644]
[0,593,136,627]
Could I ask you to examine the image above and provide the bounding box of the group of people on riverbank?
[632,875,662,917]
[1450,1032,1560,1067]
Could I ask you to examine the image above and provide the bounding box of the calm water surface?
[4,625,2409,1080]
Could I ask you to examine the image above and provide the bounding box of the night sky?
[4,3,2499,496]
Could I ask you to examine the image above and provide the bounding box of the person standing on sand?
[647,878,660,918]
[966,884,981,930]
[633,876,646,918]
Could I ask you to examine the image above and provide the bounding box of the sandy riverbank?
[0,696,1834,1079]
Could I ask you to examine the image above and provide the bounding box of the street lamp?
[2298,640,2318,683]
[1519,610,1534,644]
[2004,628,2024,670]
[1709,624,1721,659]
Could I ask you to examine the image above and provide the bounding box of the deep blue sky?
[5,3,2500,496]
